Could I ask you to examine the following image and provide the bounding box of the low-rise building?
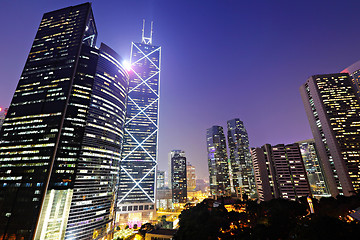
[145,229,177,240]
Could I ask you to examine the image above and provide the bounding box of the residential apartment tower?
[251,144,311,201]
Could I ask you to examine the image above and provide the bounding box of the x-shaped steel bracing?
[120,43,160,203]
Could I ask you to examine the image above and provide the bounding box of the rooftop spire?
[141,19,153,45]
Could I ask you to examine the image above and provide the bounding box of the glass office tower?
[169,150,187,204]
[297,139,330,198]
[117,21,161,224]
[300,73,360,197]
[206,126,231,197]
[0,3,129,239]
[227,118,256,198]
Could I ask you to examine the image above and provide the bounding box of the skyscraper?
[186,162,196,192]
[297,139,330,198]
[251,143,311,201]
[206,126,231,197]
[227,118,256,198]
[251,144,278,202]
[117,21,161,224]
[169,150,187,204]
[0,3,129,239]
[272,144,311,200]
[0,108,7,131]
[300,73,360,196]
[342,60,360,97]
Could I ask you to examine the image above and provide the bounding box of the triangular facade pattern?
[118,42,161,205]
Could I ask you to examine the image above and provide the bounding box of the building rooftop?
[341,60,360,74]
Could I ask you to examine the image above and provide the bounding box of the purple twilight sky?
[1,0,360,180]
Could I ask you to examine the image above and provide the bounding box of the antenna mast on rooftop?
[141,19,153,45]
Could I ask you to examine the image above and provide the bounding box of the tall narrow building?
[169,150,187,204]
[117,21,161,224]
[297,139,330,198]
[0,4,129,239]
[251,143,311,201]
[186,162,196,192]
[300,73,360,196]
[206,126,231,197]
[251,144,279,202]
[227,118,256,198]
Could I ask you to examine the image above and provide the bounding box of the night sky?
[1,0,360,179]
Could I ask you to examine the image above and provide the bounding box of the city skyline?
[3,0,360,179]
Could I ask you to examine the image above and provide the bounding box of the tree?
[262,198,307,239]
[138,223,155,238]
[293,215,360,239]
[174,199,229,240]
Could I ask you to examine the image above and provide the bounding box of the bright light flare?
[0,107,2,112]
[123,60,132,71]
